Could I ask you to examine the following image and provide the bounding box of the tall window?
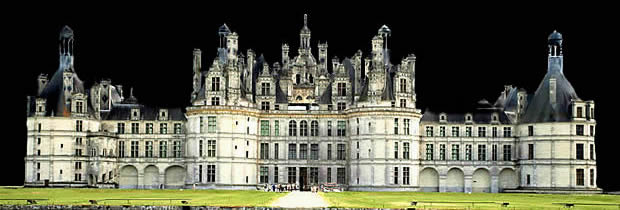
[576,143,584,160]
[117,123,125,134]
[212,77,220,91]
[528,125,534,136]
[160,123,168,134]
[590,144,594,160]
[404,119,410,135]
[146,123,153,134]
[76,101,83,113]
[452,144,460,160]
[590,169,595,186]
[426,126,434,137]
[131,141,139,157]
[590,125,594,136]
[478,127,486,137]
[492,144,498,161]
[503,145,511,161]
[288,144,297,159]
[327,121,332,136]
[337,102,346,111]
[310,167,318,184]
[327,144,332,160]
[208,116,216,133]
[439,144,446,160]
[393,167,399,184]
[394,118,399,134]
[327,168,332,183]
[403,142,410,159]
[145,141,153,157]
[576,125,584,136]
[274,121,279,136]
[132,123,139,134]
[577,107,583,118]
[76,120,83,132]
[576,169,584,186]
[337,144,346,160]
[260,167,269,183]
[311,121,318,136]
[528,144,534,159]
[173,141,182,158]
[261,101,269,110]
[426,144,433,160]
[174,123,182,134]
[274,167,279,183]
[492,127,498,137]
[394,142,399,159]
[465,144,472,160]
[439,126,446,137]
[274,143,279,159]
[466,127,472,137]
[118,141,125,157]
[400,99,406,108]
[260,143,269,159]
[288,167,296,183]
[199,117,204,133]
[261,120,270,136]
[403,167,410,185]
[300,121,308,136]
[261,82,270,95]
[311,144,319,160]
[207,165,215,182]
[337,83,346,96]
[300,144,308,159]
[337,121,346,136]
[503,127,512,137]
[159,141,167,158]
[400,78,407,92]
[206,140,215,157]
[452,126,459,137]
[478,145,486,161]
[289,121,297,136]
[337,168,345,184]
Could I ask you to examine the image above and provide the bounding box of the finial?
[130,87,134,97]
[304,14,308,27]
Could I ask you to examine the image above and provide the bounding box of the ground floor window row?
[257,166,347,185]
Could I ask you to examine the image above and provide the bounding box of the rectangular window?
[212,77,220,91]
[131,141,139,157]
[465,144,472,161]
[400,78,407,92]
[311,121,319,136]
[76,120,82,132]
[478,127,486,137]
[288,144,297,160]
[400,99,406,108]
[289,121,297,136]
[173,141,182,158]
[337,83,347,96]
[327,168,332,183]
[337,144,346,160]
[146,123,153,134]
[478,145,486,161]
[199,140,204,157]
[260,167,269,183]
[207,165,215,183]
[261,82,270,96]
[577,107,583,118]
[337,168,345,184]
[261,101,270,110]
[145,141,153,158]
[174,123,182,134]
[274,121,279,136]
[159,141,167,158]
[403,167,410,185]
[117,123,125,134]
[503,145,511,161]
[403,142,410,159]
[337,102,346,111]
[76,101,83,113]
[310,167,319,184]
[208,116,216,133]
[394,118,399,134]
[492,144,498,161]
[439,126,446,137]
[492,127,498,137]
[590,144,594,160]
[576,125,584,136]
[274,143,279,159]
[394,167,399,184]
[199,165,203,183]
[327,121,332,136]
[261,120,270,136]
[200,117,204,133]
[426,144,433,160]
[394,142,399,159]
[576,169,584,186]
[590,125,594,136]
[75,161,82,169]
[300,121,308,136]
[207,140,216,157]
[337,121,346,136]
[311,144,319,160]
[260,143,269,159]
[452,144,460,160]
[465,126,472,137]
[426,126,434,137]
[131,123,139,134]
[160,123,168,134]
[576,143,584,160]
[590,169,595,186]
[404,119,410,135]
[274,167,279,183]
[527,175,531,185]
[300,144,308,159]
[327,144,332,160]
[503,127,512,137]
[439,144,446,160]
[288,167,296,184]
[528,125,534,136]
[452,126,459,137]
[119,141,125,157]
[528,144,534,159]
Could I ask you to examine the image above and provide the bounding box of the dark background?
[6,4,618,190]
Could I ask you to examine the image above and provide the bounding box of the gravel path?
[271,191,329,208]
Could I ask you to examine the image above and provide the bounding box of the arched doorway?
[472,168,491,192]
[446,168,464,192]
[419,168,439,192]
[165,166,186,189]
[499,168,518,192]
[144,165,159,189]
[119,165,138,189]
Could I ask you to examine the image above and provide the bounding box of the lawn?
[0,187,287,206]
[320,191,620,209]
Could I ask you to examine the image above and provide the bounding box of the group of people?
[262,183,322,193]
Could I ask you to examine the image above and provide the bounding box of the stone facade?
[25,16,598,193]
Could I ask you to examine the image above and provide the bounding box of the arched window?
[300,120,308,136]
[296,74,301,85]
[311,121,319,136]
[289,121,297,136]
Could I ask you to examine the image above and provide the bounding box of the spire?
[304,14,308,28]
[547,30,564,74]
[300,13,311,50]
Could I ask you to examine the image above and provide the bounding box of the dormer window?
[212,77,220,91]
[577,107,583,118]
[465,114,473,123]
[261,82,271,95]
[131,108,140,120]
[492,113,499,122]
[439,113,447,122]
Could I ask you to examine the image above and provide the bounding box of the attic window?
[133,111,137,117]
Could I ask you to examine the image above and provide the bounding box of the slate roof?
[102,104,186,121]
[421,109,512,124]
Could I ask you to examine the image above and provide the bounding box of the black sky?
[7,4,618,190]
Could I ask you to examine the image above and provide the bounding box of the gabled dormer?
[131,108,140,120]
[465,113,473,124]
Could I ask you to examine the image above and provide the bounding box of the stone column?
[491,175,499,193]
[464,175,473,193]
[439,175,447,192]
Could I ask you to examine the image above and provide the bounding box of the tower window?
[338,83,347,96]
[261,83,270,95]
[212,77,220,91]
[400,78,407,92]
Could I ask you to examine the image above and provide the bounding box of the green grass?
[320,191,620,209]
[0,187,287,206]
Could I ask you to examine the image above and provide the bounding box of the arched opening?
[499,168,518,192]
[419,168,439,192]
[446,168,464,192]
[165,166,186,189]
[144,165,160,189]
[296,74,301,85]
[472,168,491,193]
[119,165,138,189]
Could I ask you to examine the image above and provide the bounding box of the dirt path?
[271,191,329,208]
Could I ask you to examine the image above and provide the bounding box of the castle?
[25,14,599,193]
